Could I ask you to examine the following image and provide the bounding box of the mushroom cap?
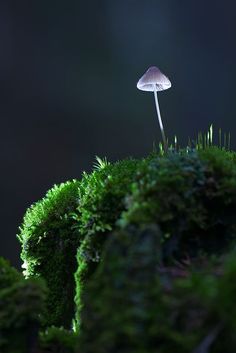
[137,66,171,92]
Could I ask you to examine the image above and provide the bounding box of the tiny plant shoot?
[137,66,171,152]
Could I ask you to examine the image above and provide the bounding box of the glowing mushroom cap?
[137,66,171,92]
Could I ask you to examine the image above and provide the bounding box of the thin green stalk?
[219,128,222,149]
[228,132,231,151]
[224,133,227,149]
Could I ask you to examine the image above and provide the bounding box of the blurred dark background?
[1,0,236,269]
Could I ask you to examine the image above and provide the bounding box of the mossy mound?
[14,146,236,352]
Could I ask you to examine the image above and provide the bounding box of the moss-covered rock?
[17,146,236,352]
[0,257,47,353]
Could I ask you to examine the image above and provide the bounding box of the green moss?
[39,326,77,353]
[0,257,47,353]
[17,145,236,349]
[18,180,82,328]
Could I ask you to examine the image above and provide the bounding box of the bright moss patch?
[18,180,82,328]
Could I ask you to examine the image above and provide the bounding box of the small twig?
[192,322,224,353]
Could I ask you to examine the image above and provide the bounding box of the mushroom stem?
[153,84,168,152]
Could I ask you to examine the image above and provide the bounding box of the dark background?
[1,0,236,269]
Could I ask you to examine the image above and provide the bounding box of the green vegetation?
[2,132,236,352]
[18,157,140,328]
[39,326,77,353]
[0,257,47,353]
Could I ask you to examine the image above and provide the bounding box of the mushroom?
[137,66,171,152]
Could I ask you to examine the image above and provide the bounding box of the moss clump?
[18,180,81,328]
[18,158,141,329]
[0,257,47,353]
[39,326,77,353]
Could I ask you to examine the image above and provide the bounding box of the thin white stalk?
[153,84,167,152]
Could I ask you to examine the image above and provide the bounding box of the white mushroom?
[137,66,171,151]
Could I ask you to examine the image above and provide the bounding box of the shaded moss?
[78,226,236,353]
[78,225,163,353]
[39,326,77,353]
[0,257,47,353]
[0,257,22,289]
